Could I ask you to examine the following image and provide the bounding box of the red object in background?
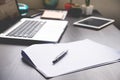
[64,3,73,10]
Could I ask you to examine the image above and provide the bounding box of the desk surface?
[0,10,120,80]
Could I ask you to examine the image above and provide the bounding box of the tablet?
[73,16,115,29]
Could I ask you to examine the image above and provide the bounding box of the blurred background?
[15,0,120,29]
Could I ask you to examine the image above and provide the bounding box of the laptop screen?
[0,0,20,32]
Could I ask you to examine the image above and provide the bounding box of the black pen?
[30,12,42,17]
[52,50,68,65]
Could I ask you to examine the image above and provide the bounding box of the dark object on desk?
[73,16,115,30]
[69,8,82,17]
[26,9,44,18]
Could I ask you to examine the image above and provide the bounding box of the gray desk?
[0,10,120,80]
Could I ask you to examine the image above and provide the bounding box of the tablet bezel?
[73,16,115,29]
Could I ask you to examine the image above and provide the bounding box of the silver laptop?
[0,0,68,43]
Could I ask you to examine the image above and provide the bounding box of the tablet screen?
[73,16,115,29]
[79,18,110,26]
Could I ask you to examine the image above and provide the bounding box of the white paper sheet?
[22,39,120,78]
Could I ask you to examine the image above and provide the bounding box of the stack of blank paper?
[21,39,120,78]
[41,10,68,20]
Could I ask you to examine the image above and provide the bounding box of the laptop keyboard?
[7,20,46,38]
